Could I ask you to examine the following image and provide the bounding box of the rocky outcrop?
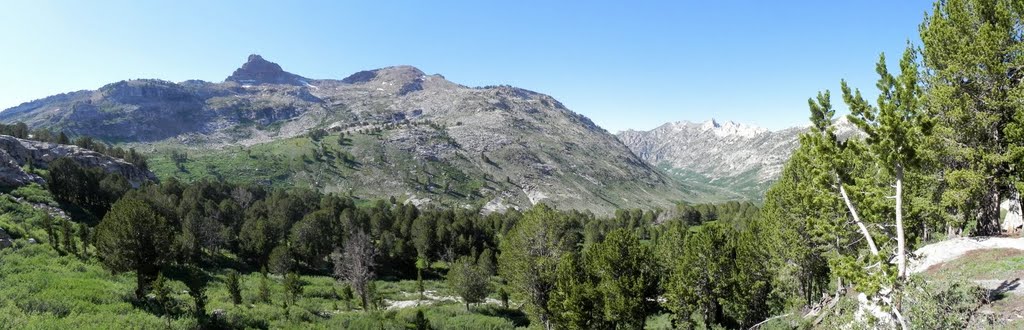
[0,148,43,187]
[226,54,307,86]
[0,135,157,187]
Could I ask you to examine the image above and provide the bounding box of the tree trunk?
[135,271,147,301]
[839,182,880,256]
[895,164,906,280]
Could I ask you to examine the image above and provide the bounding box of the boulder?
[1002,195,1023,234]
[0,228,12,249]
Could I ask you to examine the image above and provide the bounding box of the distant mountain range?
[617,117,860,201]
[0,55,693,214]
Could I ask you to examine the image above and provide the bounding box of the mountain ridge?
[617,117,860,200]
[0,55,689,214]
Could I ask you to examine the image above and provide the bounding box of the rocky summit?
[226,54,309,86]
[0,55,690,214]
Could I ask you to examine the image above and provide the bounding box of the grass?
[0,194,53,242]
[0,244,530,329]
[0,190,528,329]
[9,183,58,206]
[922,248,1024,280]
[660,165,767,203]
[144,130,523,209]
[0,245,198,329]
[918,248,1024,329]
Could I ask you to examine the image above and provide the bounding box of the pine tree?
[257,271,271,304]
[151,272,171,315]
[920,0,1024,235]
[842,47,932,280]
[60,219,76,255]
[226,270,243,305]
[283,272,303,307]
[586,229,659,328]
[498,205,581,330]
[42,213,56,249]
[416,257,427,299]
[447,256,492,311]
[77,223,90,259]
[95,198,172,300]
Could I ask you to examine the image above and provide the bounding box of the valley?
[1,1,1022,328]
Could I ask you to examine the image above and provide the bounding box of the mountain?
[617,118,860,201]
[0,55,690,214]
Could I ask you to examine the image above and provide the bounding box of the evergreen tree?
[151,272,172,315]
[61,218,76,256]
[665,222,732,327]
[477,247,496,276]
[920,0,1024,235]
[499,205,582,330]
[447,256,492,311]
[95,198,173,300]
[548,252,608,330]
[78,223,90,259]
[226,270,243,305]
[257,270,271,304]
[416,257,427,299]
[283,272,303,307]
[185,266,208,322]
[587,229,659,328]
[842,47,932,280]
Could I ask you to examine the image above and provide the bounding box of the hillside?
[617,117,860,201]
[0,55,690,214]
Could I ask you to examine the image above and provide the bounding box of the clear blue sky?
[0,0,932,132]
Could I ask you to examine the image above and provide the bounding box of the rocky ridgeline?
[0,135,157,187]
[0,55,686,213]
[617,117,861,199]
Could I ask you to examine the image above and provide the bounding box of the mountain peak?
[695,119,767,137]
[226,54,306,85]
[700,118,721,130]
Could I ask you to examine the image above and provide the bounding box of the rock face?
[0,55,687,214]
[617,117,860,200]
[0,147,43,187]
[226,54,308,86]
[0,135,157,188]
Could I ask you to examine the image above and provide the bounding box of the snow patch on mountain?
[618,117,865,200]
